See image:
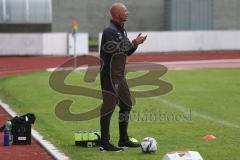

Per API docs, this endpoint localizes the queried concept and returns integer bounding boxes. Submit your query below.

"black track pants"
[100,75,132,144]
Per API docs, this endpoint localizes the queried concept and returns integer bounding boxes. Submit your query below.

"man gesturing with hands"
[99,2,147,152]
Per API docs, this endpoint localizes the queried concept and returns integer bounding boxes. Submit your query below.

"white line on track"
[0,100,70,160]
[46,58,240,72]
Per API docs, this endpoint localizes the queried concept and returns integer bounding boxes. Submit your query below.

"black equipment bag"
[12,123,31,145]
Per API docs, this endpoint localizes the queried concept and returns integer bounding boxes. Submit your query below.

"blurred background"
[0,0,240,53]
[0,0,240,55]
[1,0,240,35]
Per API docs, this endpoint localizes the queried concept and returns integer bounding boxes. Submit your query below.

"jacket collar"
[110,20,125,32]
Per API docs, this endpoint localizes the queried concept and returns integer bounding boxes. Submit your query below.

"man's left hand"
[132,33,147,48]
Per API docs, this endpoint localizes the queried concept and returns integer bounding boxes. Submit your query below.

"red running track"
[1,52,240,76]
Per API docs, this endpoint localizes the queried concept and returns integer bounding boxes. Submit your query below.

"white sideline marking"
[46,59,240,72]
[151,98,240,129]
[0,100,70,160]
[46,67,89,72]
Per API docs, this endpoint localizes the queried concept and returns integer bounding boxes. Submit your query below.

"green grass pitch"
[0,68,239,160]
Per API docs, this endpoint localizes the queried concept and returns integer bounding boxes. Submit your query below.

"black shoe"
[100,142,124,152]
[118,140,141,148]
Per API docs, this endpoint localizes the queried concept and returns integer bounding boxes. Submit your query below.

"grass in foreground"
[0,68,240,160]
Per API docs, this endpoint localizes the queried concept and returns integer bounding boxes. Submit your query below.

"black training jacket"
[100,20,137,78]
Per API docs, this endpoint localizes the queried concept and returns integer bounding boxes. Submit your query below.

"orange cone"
[203,134,216,141]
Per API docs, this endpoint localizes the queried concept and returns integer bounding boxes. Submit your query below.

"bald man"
[99,3,147,152]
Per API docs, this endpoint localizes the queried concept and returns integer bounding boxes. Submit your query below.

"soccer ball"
[140,137,157,153]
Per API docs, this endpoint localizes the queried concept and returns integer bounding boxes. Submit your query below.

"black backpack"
[0,113,36,132]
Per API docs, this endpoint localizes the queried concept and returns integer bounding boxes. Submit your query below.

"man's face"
[119,6,129,22]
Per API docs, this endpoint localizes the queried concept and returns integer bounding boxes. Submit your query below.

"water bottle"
[4,128,10,146]
[5,121,12,145]
[82,131,88,141]
[5,120,13,145]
